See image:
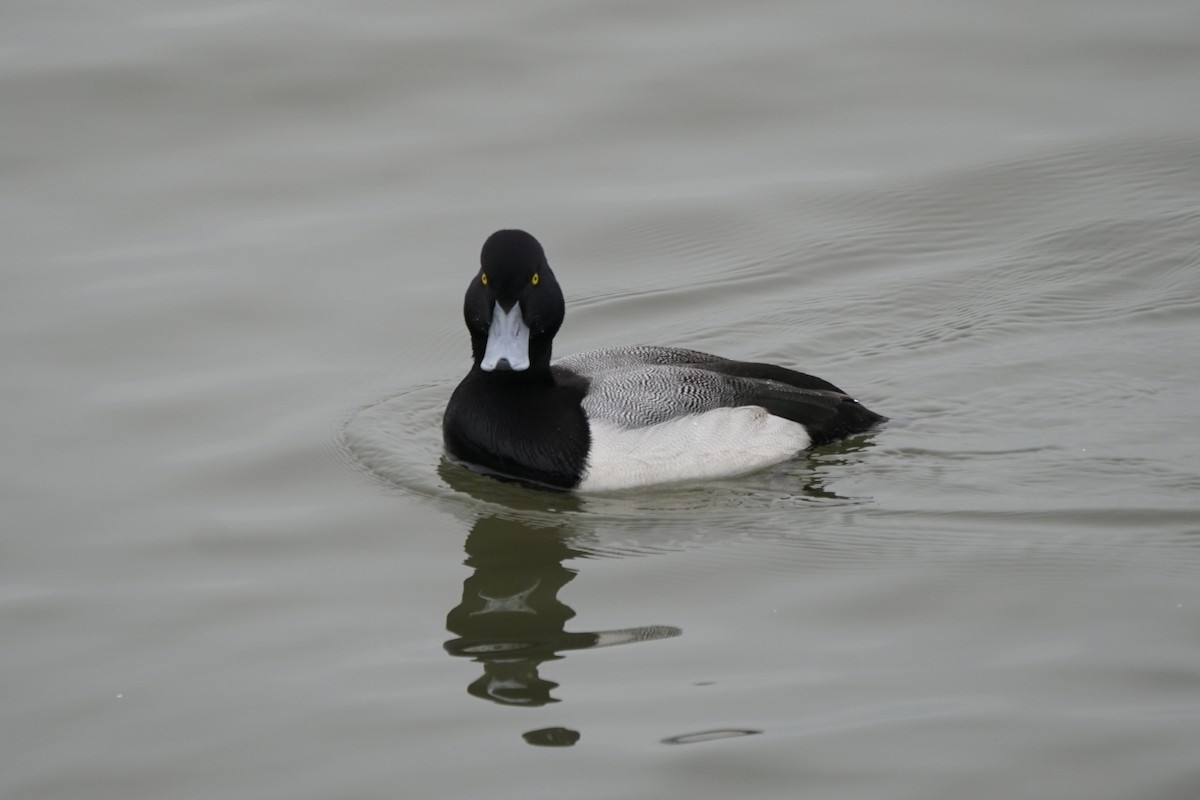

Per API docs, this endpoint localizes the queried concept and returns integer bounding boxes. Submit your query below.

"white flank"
[577,406,812,492]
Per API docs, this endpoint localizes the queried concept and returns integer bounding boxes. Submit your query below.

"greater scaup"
[442,230,885,491]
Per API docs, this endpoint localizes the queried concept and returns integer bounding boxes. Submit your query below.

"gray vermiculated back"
[554,346,824,429]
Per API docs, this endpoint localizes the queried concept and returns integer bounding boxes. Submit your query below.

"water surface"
[5,2,1200,799]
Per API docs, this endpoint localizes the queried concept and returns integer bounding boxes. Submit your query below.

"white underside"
[577,406,812,492]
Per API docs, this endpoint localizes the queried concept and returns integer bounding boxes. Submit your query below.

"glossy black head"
[463,230,564,375]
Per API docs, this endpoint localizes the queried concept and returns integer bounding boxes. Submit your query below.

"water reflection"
[661,728,762,745]
[523,726,582,747]
[441,464,681,707]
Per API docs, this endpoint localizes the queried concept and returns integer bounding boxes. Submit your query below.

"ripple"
[339,379,889,554]
[661,728,762,745]
[340,135,1200,572]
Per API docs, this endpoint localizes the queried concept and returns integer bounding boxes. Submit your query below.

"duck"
[442,229,885,492]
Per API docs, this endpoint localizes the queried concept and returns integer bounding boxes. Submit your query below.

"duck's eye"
[480,273,488,286]
[531,273,540,286]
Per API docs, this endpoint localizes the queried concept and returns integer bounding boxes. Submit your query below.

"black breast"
[442,369,591,491]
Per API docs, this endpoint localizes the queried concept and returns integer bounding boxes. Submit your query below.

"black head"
[463,230,564,375]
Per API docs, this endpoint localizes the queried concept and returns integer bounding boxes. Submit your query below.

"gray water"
[5,2,1200,798]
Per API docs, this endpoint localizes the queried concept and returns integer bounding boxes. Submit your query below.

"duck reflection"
[440,462,681,707]
[786,431,886,500]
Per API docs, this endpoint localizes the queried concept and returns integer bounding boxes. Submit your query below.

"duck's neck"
[471,361,556,386]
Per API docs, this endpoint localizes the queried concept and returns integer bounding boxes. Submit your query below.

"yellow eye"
[531,273,540,286]
[480,273,488,286]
